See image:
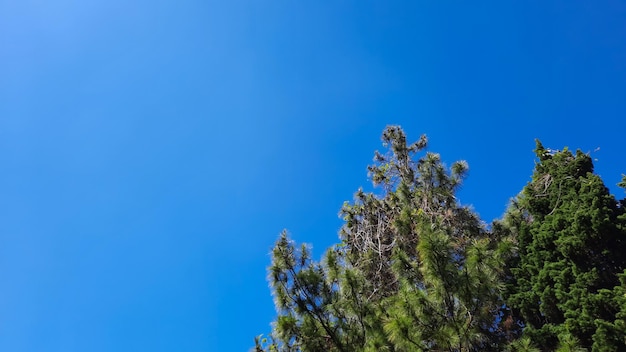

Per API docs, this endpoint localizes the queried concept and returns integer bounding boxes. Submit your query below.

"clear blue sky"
[1,1,624,351]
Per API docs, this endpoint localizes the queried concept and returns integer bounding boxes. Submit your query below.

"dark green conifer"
[503,141,626,351]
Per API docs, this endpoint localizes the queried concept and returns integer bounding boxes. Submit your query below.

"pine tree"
[256,126,511,351]
[339,126,486,300]
[380,222,511,351]
[254,232,378,352]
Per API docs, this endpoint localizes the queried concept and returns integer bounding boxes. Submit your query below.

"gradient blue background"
[1,1,625,351]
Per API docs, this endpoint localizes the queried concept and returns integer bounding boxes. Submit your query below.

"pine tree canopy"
[255,126,626,352]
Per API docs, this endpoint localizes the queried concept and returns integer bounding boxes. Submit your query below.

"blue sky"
[1,1,625,351]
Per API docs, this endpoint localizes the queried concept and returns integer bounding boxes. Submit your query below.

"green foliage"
[258,231,373,352]
[340,126,481,302]
[504,141,626,351]
[382,224,510,351]
[255,127,626,352]
[618,175,626,191]
[508,336,540,352]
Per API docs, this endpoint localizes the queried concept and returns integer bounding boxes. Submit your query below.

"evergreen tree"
[508,336,541,352]
[380,222,511,351]
[503,142,626,351]
[256,126,511,351]
[255,232,372,352]
[255,129,626,351]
